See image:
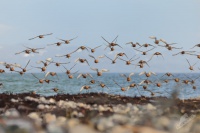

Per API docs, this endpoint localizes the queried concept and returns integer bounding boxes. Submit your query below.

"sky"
[0,0,200,73]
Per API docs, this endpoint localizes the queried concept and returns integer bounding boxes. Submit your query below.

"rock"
[146,103,156,110]
[47,123,64,133]
[11,98,19,103]
[28,112,42,123]
[67,119,80,128]
[37,104,45,110]
[57,116,67,123]
[49,98,56,104]
[4,108,20,117]
[95,118,114,131]
[68,124,99,133]
[43,113,56,124]
[111,114,129,125]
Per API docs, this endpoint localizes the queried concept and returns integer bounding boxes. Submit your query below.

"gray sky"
[0,0,200,73]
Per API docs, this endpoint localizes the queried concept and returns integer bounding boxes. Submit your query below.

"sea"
[0,73,200,99]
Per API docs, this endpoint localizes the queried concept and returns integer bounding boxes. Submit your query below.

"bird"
[31,66,47,72]
[75,58,90,66]
[113,80,127,91]
[159,39,177,47]
[161,72,174,78]
[87,45,102,53]
[114,52,128,60]
[149,36,160,44]
[172,51,195,56]
[102,36,123,50]
[135,60,150,68]
[73,46,89,52]
[57,36,78,44]
[77,73,93,79]
[166,46,183,51]
[80,85,92,92]
[104,54,118,64]
[191,44,200,49]
[140,43,156,48]
[139,71,156,78]
[145,90,162,97]
[118,56,140,65]
[67,70,79,79]
[120,73,135,82]
[45,72,59,80]
[23,46,45,53]
[62,64,77,75]
[148,52,164,61]
[139,79,153,85]
[55,51,76,59]
[0,69,5,73]
[126,42,141,48]
[134,48,155,55]
[29,33,53,40]
[36,58,53,67]
[15,49,31,55]
[47,42,63,46]
[31,73,55,84]
[184,74,200,84]
[51,61,70,67]
[88,55,104,63]
[186,59,198,71]
[18,60,31,73]
[97,81,110,90]
[1,63,21,71]
[90,68,109,76]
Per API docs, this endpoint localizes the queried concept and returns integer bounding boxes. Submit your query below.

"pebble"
[37,104,45,110]
[4,108,20,117]
[146,103,156,110]
[28,112,42,123]
[43,113,56,124]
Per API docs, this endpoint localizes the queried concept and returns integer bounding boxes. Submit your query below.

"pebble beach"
[0,93,200,133]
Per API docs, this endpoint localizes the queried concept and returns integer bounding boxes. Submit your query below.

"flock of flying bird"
[1,33,200,97]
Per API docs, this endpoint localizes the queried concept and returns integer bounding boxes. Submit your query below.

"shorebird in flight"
[77,73,92,79]
[149,36,160,44]
[139,71,156,78]
[87,45,102,53]
[89,55,104,63]
[126,42,141,48]
[57,36,78,44]
[36,58,52,67]
[113,80,127,91]
[29,33,53,40]
[120,72,135,82]
[104,54,118,64]
[118,56,139,65]
[191,44,200,49]
[23,46,45,53]
[75,58,90,66]
[134,47,155,55]
[102,35,123,50]
[90,68,109,76]
[47,42,63,46]
[62,64,77,75]
[172,50,195,56]
[186,59,198,71]
[56,51,76,59]
[80,85,92,92]
[148,52,164,61]
[15,49,31,55]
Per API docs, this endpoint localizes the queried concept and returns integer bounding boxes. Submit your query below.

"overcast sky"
[0,0,200,73]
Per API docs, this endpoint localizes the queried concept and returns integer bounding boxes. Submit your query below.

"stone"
[43,113,56,124]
